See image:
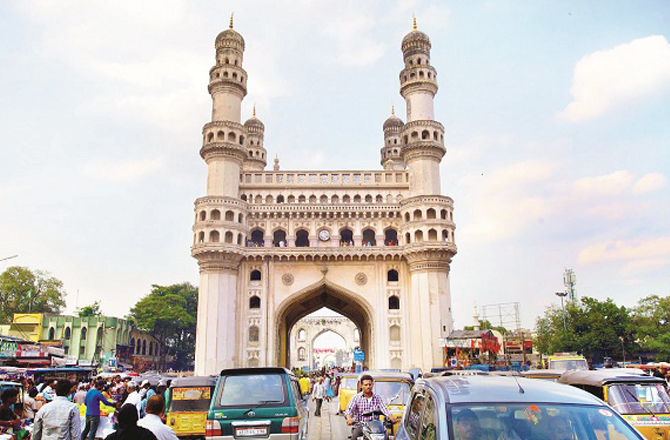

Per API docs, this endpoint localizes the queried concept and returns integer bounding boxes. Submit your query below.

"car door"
[291,378,308,440]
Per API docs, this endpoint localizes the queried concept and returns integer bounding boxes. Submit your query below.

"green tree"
[77,301,102,317]
[631,295,670,361]
[534,297,636,363]
[129,282,197,370]
[0,266,67,324]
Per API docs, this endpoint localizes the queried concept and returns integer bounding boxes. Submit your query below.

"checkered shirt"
[345,392,393,424]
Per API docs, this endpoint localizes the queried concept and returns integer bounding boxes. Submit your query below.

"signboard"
[16,345,47,358]
[353,349,365,362]
[0,341,18,358]
[172,387,211,401]
[450,357,458,368]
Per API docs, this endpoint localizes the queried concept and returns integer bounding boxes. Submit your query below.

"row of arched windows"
[403,128,443,145]
[404,208,453,222]
[211,69,245,83]
[129,337,158,356]
[403,68,434,82]
[241,193,402,205]
[198,209,244,223]
[246,227,400,247]
[405,228,453,243]
[205,130,246,145]
[197,230,245,245]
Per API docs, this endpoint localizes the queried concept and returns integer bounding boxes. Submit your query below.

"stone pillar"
[194,254,242,375]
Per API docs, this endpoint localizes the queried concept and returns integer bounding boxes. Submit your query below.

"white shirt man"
[123,384,142,410]
[138,395,179,440]
[32,381,81,440]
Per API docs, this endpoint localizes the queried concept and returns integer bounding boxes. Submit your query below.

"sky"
[1,0,669,330]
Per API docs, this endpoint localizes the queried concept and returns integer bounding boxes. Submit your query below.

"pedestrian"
[312,377,325,417]
[81,380,116,440]
[122,383,141,411]
[103,404,157,440]
[298,374,311,400]
[33,379,81,440]
[137,396,179,440]
[40,380,57,402]
[0,388,21,433]
[23,388,38,421]
[73,385,87,404]
[323,374,333,402]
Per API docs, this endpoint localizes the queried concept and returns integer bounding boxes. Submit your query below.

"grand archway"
[275,279,374,368]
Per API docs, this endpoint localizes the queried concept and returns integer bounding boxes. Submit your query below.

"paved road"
[307,397,349,440]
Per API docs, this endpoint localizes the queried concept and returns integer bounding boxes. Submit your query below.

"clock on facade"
[318,229,330,241]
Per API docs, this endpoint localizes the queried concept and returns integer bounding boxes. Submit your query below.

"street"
[307,396,350,440]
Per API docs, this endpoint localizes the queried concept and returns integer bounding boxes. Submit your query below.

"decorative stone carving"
[282,273,294,286]
[355,273,367,285]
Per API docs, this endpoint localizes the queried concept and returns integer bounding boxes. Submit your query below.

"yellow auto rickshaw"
[338,373,360,414]
[166,375,217,439]
[559,369,670,440]
[369,371,414,437]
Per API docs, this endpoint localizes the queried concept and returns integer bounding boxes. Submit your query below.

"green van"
[206,367,308,440]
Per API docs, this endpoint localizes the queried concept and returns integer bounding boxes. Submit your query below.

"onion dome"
[401,17,431,54]
[216,14,245,51]
[383,106,404,131]
[244,105,265,132]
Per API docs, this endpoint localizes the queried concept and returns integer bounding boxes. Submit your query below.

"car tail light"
[281,416,300,433]
[206,420,222,436]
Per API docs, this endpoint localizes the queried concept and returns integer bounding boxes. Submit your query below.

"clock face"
[318,230,330,241]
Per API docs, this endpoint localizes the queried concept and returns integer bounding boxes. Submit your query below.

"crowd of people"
[0,375,178,440]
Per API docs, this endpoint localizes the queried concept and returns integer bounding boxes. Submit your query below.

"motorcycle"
[350,410,395,440]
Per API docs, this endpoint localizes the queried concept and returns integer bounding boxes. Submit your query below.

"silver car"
[396,375,645,440]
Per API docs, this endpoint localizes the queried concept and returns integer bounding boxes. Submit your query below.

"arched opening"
[298,195,306,203]
[365,194,372,203]
[149,342,153,356]
[320,195,328,203]
[250,269,261,281]
[266,195,273,204]
[211,209,221,220]
[199,211,206,221]
[389,296,400,310]
[295,230,310,247]
[387,269,399,282]
[442,229,449,242]
[415,230,424,242]
[249,296,261,309]
[331,195,340,204]
[309,195,317,204]
[404,212,410,222]
[298,347,306,361]
[405,232,411,244]
[64,327,71,340]
[209,230,220,243]
[273,229,287,246]
[362,228,376,246]
[441,209,448,220]
[384,228,398,246]
[198,231,204,243]
[276,279,373,368]
[250,229,264,246]
[81,327,87,341]
[413,209,422,221]
[48,327,55,340]
[130,337,135,354]
[340,228,353,245]
[96,326,102,344]
[225,210,235,221]
[287,195,295,203]
[428,228,438,241]
[237,234,243,245]
[427,208,436,219]
[142,340,147,355]
[353,195,361,203]
[224,231,233,243]
[277,195,285,203]
[312,329,348,369]
[298,329,306,341]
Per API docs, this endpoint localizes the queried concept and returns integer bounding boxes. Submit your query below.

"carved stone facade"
[192,18,457,375]
[289,316,359,369]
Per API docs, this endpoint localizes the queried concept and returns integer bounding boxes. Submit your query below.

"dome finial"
[229,12,234,29]
[412,14,417,31]
[252,103,256,117]
[391,105,395,115]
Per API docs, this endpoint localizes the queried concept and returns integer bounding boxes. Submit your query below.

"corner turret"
[243,105,267,170]
[381,106,405,170]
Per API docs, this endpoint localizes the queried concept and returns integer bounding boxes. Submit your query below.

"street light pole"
[555,292,568,333]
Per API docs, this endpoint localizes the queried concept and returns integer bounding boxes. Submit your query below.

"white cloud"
[633,172,666,194]
[578,236,670,273]
[573,170,634,197]
[558,35,670,121]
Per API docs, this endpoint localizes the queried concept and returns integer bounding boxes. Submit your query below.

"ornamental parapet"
[202,120,245,133]
[400,195,453,209]
[404,244,457,271]
[242,246,405,262]
[239,170,409,189]
[195,196,248,209]
[401,142,446,162]
[400,78,438,97]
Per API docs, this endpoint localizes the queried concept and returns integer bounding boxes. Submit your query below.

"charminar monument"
[192,16,457,375]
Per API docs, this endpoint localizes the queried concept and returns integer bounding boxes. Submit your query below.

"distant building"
[0,313,160,370]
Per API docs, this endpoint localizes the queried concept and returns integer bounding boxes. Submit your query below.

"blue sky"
[1,0,669,329]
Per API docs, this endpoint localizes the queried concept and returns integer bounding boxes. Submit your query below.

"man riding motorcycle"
[345,374,399,440]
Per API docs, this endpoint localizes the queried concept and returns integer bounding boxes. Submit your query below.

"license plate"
[236,427,268,437]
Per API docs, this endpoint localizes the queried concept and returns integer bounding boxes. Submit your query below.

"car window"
[375,381,412,405]
[420,395,436,440]
[405,394,425,440]
[449,404,642,440]
[342,378,358,389]
[290,380,302,405]
[217,374,287,407]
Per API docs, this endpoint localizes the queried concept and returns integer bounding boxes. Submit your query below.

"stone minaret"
[242,105,267,171]
[398,18,455,369]
[193,15,249,375]
[381,106,405,170]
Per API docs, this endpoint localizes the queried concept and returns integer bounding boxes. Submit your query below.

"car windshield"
[374,381,411,405]
[608,383,670,414]
[448,404,641,440]
[169,387,212,412]
[549,359,589,371]
[217,374,286,407]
